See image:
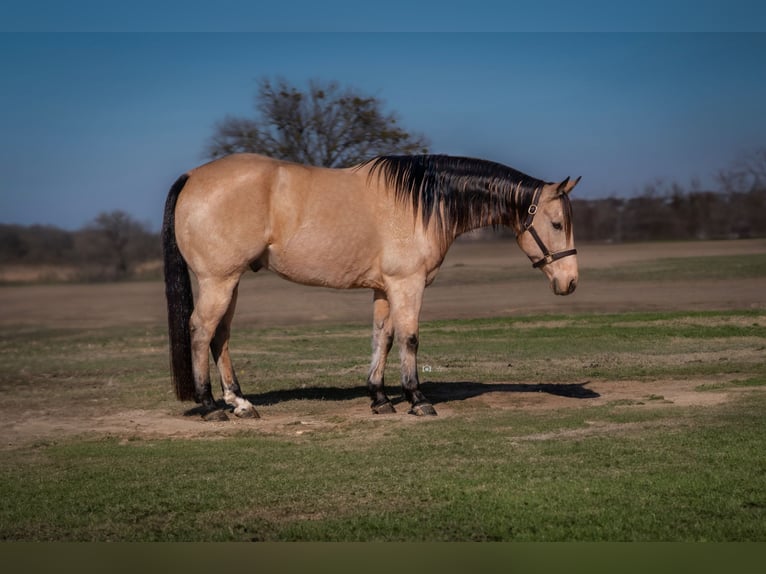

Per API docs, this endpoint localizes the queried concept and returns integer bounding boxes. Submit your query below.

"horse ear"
[557,176,581,195]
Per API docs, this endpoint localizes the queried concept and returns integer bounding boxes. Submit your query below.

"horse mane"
[362,154,549,239]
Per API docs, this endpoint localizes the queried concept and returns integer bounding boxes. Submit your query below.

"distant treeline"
[0,211,159,282]
[573,186,766,242]
[1,185,765,282]
[572,149,766,242]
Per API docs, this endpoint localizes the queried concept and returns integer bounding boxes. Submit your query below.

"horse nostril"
[568,279,577,294]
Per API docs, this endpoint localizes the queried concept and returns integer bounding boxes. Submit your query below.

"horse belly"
[266,223,382,289]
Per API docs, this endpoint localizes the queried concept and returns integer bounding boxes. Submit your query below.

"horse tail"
[162,173,196,401]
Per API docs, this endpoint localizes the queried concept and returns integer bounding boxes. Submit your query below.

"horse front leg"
[367,290,396,414]
[389,280,437,416]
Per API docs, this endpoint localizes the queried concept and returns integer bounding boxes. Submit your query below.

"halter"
[522,187,578,269]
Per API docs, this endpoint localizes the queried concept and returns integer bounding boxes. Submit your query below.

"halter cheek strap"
[523,188,577,269]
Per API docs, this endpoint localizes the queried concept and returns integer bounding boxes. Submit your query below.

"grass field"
[0,240,765,541]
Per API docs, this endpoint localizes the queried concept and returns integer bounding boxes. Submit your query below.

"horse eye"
[552,222,563,231]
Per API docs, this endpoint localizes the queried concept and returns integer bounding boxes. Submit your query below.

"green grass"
[0,309,765,541]
[1,394,765,541]
[0,325,170,412]
[585,253,766,281]
[695,377,766,392]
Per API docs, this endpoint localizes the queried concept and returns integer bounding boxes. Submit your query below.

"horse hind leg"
[189,276,241,421]
[211,283,259,419]
[367,290,396,414]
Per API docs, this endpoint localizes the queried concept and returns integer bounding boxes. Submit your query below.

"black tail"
[162,174,196,401]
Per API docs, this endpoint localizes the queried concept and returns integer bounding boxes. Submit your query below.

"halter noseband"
[522,187,578,269]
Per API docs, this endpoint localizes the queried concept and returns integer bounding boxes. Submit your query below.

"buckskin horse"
[162,153,580,420]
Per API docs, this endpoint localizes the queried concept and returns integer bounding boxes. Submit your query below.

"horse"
[162,153,580,420]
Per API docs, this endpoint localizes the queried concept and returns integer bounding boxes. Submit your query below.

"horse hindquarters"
[163,173,259,420]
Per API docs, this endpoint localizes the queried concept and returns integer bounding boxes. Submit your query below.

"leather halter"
[522,187,578,269]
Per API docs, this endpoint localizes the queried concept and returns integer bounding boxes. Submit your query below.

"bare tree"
[717,148,766,193]
[206,78,429,167]
[81,211,157,279]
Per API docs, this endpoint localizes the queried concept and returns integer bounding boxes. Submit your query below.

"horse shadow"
[222,380,596,409]
[418,380,599,404]
[420,381,601,404]
[184,381,598,416]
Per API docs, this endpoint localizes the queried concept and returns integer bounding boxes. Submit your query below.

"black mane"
[363,154,547,239]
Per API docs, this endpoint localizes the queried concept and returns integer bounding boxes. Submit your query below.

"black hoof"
[409,402,437,416]
[371,400,396,415]
[202,409,230,422]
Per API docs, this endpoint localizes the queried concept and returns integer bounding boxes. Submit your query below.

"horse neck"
[446,194,522,239]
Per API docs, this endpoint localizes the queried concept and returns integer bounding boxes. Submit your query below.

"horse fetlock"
[195,390,215,407]
[402,384,424,402]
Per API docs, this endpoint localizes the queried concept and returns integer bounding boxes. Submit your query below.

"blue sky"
[2,4,765,230]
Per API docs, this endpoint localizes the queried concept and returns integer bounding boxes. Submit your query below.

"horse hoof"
[371,400,396,415]
[202,409,229,422]
[234,406,260,419]
[409,402,437,416]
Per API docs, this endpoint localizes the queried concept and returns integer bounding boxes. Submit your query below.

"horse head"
[516,177,580,296]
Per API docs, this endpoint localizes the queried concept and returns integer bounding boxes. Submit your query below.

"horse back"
[175,154,437,288]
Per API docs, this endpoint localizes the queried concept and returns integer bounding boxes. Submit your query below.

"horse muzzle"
[553,275,578,296]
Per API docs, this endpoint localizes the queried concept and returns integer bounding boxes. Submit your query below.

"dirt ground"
[1,239,764,447]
